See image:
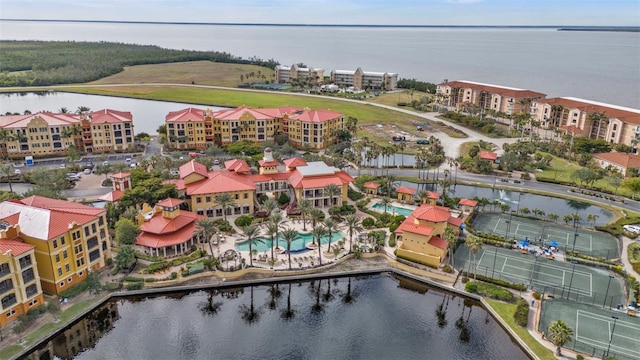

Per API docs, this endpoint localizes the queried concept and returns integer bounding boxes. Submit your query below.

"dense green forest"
[396,78,437,94]
[0,41,279,87]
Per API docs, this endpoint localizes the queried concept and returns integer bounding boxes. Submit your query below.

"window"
[77,258,85,267]
[58,268,63,276]
[74,244,83,254]
[22,268,35,283]
[87,236,98,249]
[5,309,15,318]
[25,284,38,298]
[52,239,58,248]
[18,256,32,269]
[1,293,17,309]
[0,263,10,277]
[63,250,68,259]
[196,197,202,204]
[84,227,90,237]
[235,194,239,200]
[0,279,13,295]
[91,223,97,233]
[67,277,72,283]
[55,254,60,262]
[61,236,66,245]
[243,193,248,199]
[206,196,211,202]
[65,264,70,272]
[89,249,100,262]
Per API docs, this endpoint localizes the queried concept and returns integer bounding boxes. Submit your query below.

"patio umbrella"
[519,240,529,247]
[549,241,559,247]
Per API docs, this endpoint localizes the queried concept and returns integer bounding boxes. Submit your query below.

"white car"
[14,169,21,175]
[623,225,640,234]
[84,168,91,174]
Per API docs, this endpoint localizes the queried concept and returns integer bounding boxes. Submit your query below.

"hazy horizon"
[0,0,639,27]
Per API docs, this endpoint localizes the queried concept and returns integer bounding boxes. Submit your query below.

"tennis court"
[540,299,640,360]
[455,246,624,305]
[472,213,619,259]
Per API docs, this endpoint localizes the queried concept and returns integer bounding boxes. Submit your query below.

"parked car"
[14,169,21,175]
[125,157,132,164]
[102,161,109,166]
[59,163,66,168]
[623,225,640,234]
[84,168,91,174]
[170,170,180,177]
[417,139,430,145]
[392,136,406,142]
[213,159,220,166]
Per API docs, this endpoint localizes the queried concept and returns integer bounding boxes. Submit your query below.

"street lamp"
[603,275,615,308]
[605,316,619,359]
[516,192,523,213]
[509,210,515,240]
[566,260,578,299]
[491,247,499,279]
[571,220,580,254]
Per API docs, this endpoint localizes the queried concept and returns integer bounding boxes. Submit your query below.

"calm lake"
[22,274,530,360]
[1,20,638,108]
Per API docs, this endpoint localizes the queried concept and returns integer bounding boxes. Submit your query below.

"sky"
[0,0,639,26]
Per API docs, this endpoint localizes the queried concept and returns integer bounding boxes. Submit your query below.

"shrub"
[234,215,253,227]
[124,276,145,282]
[465,282,478,293]
[277,193,290,206]
[443,264,453,273]
[362,217,375,227]
[125,282,144,291]
[513,297,529,327]
[388,237,397,247]
[532,292,541,300]
[171,272,178,279]
[348,189,364,201]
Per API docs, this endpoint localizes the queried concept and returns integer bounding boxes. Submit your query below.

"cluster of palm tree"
[464,234,483,278]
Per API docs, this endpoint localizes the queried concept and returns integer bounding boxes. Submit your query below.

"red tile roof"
[0,239,34,256]
[440,81,546,99]
[287,169,353,189]
[459,199,478,207]
[560,125,583,135]
[258,159,279,167]
[91,109,133,124]
[139,210,202,235]
[110,172,131,180]
[290,109,343,123]
[540,97,640,125]
[593,152,640,169]
[283,158,307,168]
[364,182,381,189]
[478,151,498,161]
[413,204,453,223]
[211,106,276,121]
[185,171,256,196]
[425,191,440,199]
[394,219,434,237]
[0,196,105,240]
[156,198,184,208]
[248,172,292,183]
[428,236,448,250]
[179,160,209,179]
[396,186,416,195]
[99,190,124,202]
[136,212,204,249]
[165,108,206,122]
[447,217,464,227]
[0,112,80,129]
[224,159,251,173]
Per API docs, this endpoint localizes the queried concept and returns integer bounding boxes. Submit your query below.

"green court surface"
[454,246,625,306]
[539,299,640,360]
[471,213,619,259]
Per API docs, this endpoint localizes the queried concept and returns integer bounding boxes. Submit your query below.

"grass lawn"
[366,90,431,107]
[629,242,640,274]
[88,61,273,88]
[485,298,556,360]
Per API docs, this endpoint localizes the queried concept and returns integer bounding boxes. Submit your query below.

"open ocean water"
[0,20,639,108]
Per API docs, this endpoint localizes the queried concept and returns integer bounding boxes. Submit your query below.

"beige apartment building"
[274,64,325,85]
[165,106,344,150]
[330,67,398,90]
[436,80,546,115]
[0,109,135,159]
[533,97,640,150]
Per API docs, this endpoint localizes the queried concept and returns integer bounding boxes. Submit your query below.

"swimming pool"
[372,203,415,217]
[235,231,343,253]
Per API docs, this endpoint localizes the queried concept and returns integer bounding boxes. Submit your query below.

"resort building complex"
[436,80,546,115]
[0,196,112,296]
[437,80,640,151]
[274,64,325,85]
[330,67,398,91]
[0,110,135,159]
[168,150,353,219]
[165,106,345,151]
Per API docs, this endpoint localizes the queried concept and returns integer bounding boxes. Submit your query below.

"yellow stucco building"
[0,196,111,295]
[394,204,463,268]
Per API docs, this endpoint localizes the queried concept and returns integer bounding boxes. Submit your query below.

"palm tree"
[241,225,261,267]
[547,320,573,356]
[323,218,339,256]
[269,211,285,251]
[343,214,363,253]
[548,213,559,223]
[215,193,236,223]
[397,141,406,167]
[384,174,398,198]
[444,225,457,269]
[297,198,313,231]
[311,225,328,266]
[309,208,325,246]
[262,197,278,213]
[380,196,392,214]
[195,218,218,259]
[0,164,14,193]
[265,222,279,265]
[465,234,482,279]
[324,183,341,207]
[281,227,298,270]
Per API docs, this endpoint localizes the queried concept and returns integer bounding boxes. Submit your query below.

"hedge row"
[514,298,529,327]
